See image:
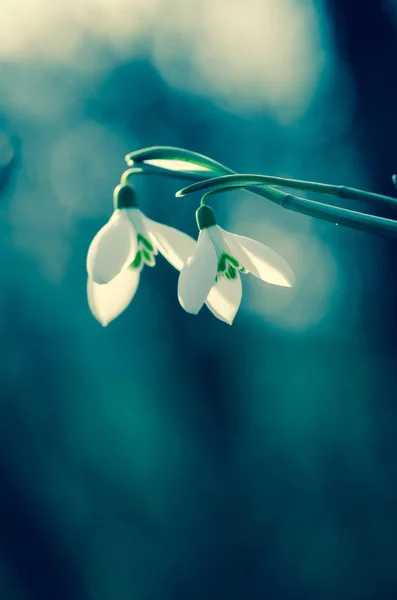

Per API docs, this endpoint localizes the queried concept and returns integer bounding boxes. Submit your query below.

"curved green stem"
[120,167,145,185]
[124,147,276,211]
[201,185,397,238]
[123,146,397,238]
[179,174,397,208]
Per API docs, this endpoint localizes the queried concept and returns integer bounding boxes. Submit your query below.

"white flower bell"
[87,184,196,326]
[178,205,294,325]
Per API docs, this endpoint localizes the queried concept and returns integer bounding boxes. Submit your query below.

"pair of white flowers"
[86,184,294,326]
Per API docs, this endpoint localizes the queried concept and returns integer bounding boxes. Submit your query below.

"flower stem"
[123,146,397,238]
[178,174,397,208]
[201,184,397,238]
[178,174,397,238]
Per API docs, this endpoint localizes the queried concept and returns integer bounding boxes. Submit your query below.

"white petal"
[145,217,196,271]
[222,229,294,287]
[86,210,137,284]
[87,268,140,327]
[177,228,218,314]
[205,272,242,325]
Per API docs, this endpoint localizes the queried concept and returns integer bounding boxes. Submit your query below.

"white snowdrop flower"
[87,184,196,326]
[178,205,294,325]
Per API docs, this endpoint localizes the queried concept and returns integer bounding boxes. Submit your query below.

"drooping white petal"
[144,217,196,271]
[206,272,242,325]
[87,210,137,284]
[177,228,218,314]
[87,267,140,327]
[221,229,294,287]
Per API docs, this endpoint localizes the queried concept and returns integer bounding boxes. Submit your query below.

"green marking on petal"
[218,254,227,272]
[142,249,156,267]
[131,251,142,269]
[137,233,154,252]
[216,252,245,281]
[228,256,240,268]
[130,233,157,269]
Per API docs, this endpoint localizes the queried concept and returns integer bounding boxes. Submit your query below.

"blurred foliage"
[0,0,397,599]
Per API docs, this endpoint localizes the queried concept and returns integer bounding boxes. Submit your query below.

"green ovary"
[130,234,156,270]
[216,253,245,281]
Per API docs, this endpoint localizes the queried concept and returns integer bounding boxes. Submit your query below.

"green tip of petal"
[113,184,139,210]
[196,205,217,230]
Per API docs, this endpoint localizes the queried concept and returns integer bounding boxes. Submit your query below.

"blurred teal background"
[1,1,397,599]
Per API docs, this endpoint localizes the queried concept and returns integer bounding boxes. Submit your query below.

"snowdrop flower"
[178,205,294,325]
[87,184,196,326]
